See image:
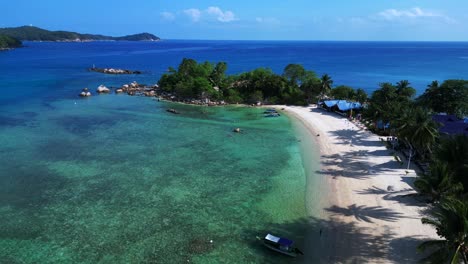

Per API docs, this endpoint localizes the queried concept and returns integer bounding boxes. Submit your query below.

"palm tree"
[319,74,333,99]
[414,161,462,202]
[436,135,468,192]
[396,80,416,98]
[419,197,468,263]
[427,80,439,91]
[417,80,440,109]
[395,106,439,159]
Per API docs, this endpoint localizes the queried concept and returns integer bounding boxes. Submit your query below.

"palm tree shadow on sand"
[317,150,397,180]
[243,216,431,263]
[324,204,414,223]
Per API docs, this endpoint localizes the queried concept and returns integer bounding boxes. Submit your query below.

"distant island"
[0,34,22,50]
[0,26,160,42]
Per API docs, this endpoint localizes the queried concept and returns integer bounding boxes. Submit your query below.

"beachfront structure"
[432,114,468,136]
[319,100,362,113]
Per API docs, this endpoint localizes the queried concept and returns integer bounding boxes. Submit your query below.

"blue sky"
[1,0,467,40]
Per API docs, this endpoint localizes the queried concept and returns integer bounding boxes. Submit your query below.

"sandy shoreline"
[280,105,438,263]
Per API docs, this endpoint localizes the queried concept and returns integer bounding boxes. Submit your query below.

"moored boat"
[259,233,304,257]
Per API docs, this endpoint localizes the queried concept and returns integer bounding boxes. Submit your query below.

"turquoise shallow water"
[0,94,318,263]
[2,39,467,263]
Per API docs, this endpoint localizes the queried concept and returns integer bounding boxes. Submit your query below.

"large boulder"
[97,85,110,93]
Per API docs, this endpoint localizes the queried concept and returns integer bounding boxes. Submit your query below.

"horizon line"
[159,38,468,42]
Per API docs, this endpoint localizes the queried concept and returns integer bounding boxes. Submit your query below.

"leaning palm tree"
[419,197,468,263]
[319,74,333,100]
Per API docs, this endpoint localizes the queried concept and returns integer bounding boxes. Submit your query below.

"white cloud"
[378,7,434,20]
[160,11,175,21]
[206,6,236,22]
[377,7,454,23]
[184,8,201,22]
[182,7,236,23]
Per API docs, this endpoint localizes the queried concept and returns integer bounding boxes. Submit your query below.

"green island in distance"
[0,34,22,49]
[0,25,159,45]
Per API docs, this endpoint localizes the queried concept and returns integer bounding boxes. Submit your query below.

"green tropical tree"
[364,82,412,132]
[396,80,416,98]
[320,74,333,99]
[282,64,307,87]
[330,85,355,100]
[419,197,468,263]
[299,71,321,104]
[354,88,368,103]
[417,80,468,116]
[428,80,440,90]
[209,62,227,88]
[395,106,439,159]
[414,162,462,202]
[435,135,468,192]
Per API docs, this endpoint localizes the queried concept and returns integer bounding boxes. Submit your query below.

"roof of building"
[432,114,468,136]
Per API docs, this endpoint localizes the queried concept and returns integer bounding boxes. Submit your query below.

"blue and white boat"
[260,233,304,257]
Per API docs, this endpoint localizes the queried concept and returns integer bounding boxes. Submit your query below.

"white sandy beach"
[282,105,438,263]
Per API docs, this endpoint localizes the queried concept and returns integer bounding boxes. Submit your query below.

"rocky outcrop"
[89,67,141,75]
[77,81,229,107]
[79,88,91,97]
[97,85,110,93]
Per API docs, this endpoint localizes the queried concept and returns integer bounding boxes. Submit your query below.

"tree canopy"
[417,80,468,117]
[158,59,319,105]
[0,34,21,49]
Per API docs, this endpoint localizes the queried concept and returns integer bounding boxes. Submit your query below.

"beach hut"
[319,100,340,110]
[336,101,362,112]
[320,100,362,117]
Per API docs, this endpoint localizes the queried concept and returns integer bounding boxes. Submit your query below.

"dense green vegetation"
[158,58,350,105]
[0,34,22,49]
[0,26,159,41]
[417,80,468,117]
[158,58,468,263]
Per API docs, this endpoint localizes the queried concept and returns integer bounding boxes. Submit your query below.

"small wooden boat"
[259,233,304,257]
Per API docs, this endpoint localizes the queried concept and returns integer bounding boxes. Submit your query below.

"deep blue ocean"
[1,40,468,105]
[0,40,467,263]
